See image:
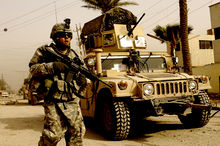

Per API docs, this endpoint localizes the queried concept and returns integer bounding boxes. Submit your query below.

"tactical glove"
[76,73,87,86]
[53,62,69,73]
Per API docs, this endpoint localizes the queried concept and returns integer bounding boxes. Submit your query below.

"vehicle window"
[102,58,127,72]
[140,57,166,70]
[101,56,166,72]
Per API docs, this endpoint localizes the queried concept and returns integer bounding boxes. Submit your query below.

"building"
[176,34,215,67]
[168,2,220,94]
[192,2,220,94]
[209,2,220,63]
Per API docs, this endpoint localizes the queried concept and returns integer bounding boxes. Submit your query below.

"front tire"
[178,92,211,128]
[95,91,130,140]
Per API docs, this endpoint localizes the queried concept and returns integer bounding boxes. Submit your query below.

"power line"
[143,5,179,29]
[0,1,55,26]
[136,0,164,16]
[141,0,178,26]
[143,0,212,31]
[169,0,213,24]
[188,1,213,14]
[1,0,80,33]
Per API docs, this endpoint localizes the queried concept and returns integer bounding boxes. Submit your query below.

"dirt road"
[0,96,220,146]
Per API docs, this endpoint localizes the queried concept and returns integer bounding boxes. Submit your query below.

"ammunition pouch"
[52,80,71,101]
[29,77,53,101]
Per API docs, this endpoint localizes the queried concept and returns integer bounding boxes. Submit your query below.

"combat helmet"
[50,18,72,40]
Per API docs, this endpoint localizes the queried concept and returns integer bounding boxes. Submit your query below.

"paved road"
[0,97,220,146]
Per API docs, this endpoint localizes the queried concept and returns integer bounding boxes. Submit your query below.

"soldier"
[29,19,86,146]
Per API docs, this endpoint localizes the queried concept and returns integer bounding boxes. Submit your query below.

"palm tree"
[153,24,193,59]
[179,0,192,74]
[81,0,138,14]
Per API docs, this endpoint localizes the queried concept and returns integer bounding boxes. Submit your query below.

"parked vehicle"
[79,8,216,140]
[2,92,9,97]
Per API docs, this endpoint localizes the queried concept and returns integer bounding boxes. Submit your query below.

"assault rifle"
[45,47,112,88]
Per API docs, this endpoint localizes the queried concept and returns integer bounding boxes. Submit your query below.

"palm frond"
[81,0,99,7]
[81,0,138,13]
[117,2,138,6]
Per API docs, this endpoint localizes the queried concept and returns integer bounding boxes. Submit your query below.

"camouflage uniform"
[29,44,86,146]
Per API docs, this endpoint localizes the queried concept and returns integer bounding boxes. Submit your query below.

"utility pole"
[0,73,2,90]
[1,73,5,90]
[179,0,192,74]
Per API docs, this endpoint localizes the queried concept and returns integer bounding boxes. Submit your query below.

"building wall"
[210,2,220,63]
[175,34,215,67]
[192,63,220,93]
[213,37,220,63]
[209,2,220,29]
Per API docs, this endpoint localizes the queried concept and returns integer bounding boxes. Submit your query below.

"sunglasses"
[57,32,72,38]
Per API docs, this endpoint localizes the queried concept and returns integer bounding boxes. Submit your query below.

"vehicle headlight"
[143,84,154,95]
[87,58,95,67]
[188,80,197,91]
[119,35,133,48]
[135,36,146,47]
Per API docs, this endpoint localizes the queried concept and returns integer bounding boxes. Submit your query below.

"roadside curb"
[0,98,28,105]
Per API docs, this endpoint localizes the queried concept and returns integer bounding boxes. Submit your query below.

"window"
[199,40,213,49]
[214,27,220,40]
[101,56,166,72]
[103,33,115,46]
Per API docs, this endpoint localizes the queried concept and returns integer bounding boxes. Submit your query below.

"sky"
[0,0,219,91]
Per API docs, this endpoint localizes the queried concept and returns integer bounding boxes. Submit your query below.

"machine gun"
[45,47,112,88]
[128,13,145,36]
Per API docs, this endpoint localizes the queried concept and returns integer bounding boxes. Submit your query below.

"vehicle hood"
[129,72,193,82]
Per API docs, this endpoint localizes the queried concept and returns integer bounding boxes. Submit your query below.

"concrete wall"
[189,34,215,66]
[213,38,220,63]
[209,2,220,29]
[175,34,215,67]
[210,2,220,63]
[192,63,220,93]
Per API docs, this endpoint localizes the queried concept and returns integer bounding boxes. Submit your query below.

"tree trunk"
[179,0,192,74]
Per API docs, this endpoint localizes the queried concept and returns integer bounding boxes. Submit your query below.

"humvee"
[80,8,213,140]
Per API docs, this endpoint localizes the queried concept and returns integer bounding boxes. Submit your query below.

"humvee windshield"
[101,56,166,72]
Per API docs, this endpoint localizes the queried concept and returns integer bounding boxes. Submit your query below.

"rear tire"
[178,92,211,128]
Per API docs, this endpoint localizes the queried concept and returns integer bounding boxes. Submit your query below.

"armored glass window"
[134,36,147,48]
[140,57,166,71]
[101,56,127,72]
[119,35,133,48]
[103,33,115,46]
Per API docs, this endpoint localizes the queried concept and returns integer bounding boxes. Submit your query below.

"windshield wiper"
[144,52,152,64]
[102,53,111,64]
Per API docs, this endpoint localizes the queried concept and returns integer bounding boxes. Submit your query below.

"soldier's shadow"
[0,116,44,132]
[140,118,184,134]
[84,117,185,141]
[0,103,44,132]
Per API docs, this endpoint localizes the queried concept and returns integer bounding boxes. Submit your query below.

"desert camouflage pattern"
[29,43,86,145]
[29,44,87,101]
[38,99,85,146]
[50,23,73,39]
[81,7,137,38]
[103,7,137,31]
